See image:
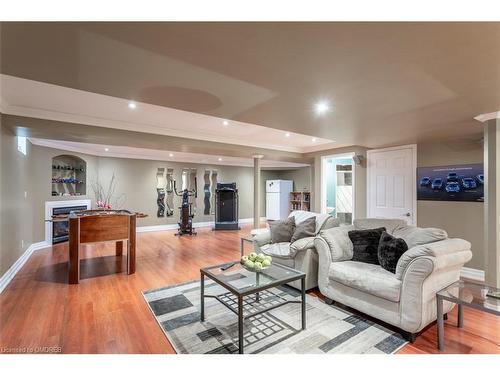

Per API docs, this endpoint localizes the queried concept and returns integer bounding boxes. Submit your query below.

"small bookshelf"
[290,191,311,212]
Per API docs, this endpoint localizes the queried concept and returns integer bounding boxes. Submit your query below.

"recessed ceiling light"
[314,100,330,115]
[223,120,229,126]
[285,132,290,137]
[218,157,222,161]
[104,148,109,152]
[312,138,317,142]
[169,153,174,157]
[128,102,137,109]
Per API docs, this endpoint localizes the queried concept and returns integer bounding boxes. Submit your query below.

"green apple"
[265,255,273,263]
[244,260,255,269]
[249,252,258,261]
[262,259,271,267]
[256,253,266,263]
[254,262,263,270]
[240,255,249,263]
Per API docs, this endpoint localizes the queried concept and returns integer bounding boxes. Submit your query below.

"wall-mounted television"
[417,163,483,202]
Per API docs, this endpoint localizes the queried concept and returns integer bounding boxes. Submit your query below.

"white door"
[367,145,417,224]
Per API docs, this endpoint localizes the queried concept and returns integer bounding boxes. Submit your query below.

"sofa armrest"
[313,236,333,292]
[398,245,472,333]
[395,238,471,279]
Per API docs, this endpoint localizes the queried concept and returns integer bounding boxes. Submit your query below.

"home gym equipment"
[173,177,197,236]
[214,182,240,230]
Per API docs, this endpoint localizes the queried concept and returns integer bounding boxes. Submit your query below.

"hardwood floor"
[1,225,499,354]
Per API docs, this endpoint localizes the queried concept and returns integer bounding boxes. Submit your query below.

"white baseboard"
[0,241,50,294]
[461,267,485,282]
[136,217,267,233]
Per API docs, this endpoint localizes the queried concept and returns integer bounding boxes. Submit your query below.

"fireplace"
[52,205,87,244]
[45,199,91,245]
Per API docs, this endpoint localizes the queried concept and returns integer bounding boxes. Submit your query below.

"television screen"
[417,164,484,202]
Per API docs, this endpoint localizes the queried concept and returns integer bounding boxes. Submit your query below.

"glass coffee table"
[436,280,500,351]
[200,261,306,354]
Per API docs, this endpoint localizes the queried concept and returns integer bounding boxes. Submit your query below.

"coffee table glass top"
[437,280,500,314]
[201,262,304,295]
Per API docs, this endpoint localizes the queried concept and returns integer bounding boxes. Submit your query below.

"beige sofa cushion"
[319,226,354,261]
[353,218,407,234]
[329,261,402,302]
[393,226,448,249]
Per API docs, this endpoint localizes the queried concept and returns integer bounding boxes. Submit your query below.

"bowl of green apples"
[240,252,272,272]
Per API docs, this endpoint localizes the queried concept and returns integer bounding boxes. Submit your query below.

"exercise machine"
[214,182,240,230]
[173,178,197,236]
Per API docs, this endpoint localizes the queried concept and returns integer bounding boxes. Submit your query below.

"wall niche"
[51,155,87,197]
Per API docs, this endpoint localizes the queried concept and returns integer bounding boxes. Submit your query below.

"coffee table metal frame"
[240,235,254,256]
[436,280,500,351]
[200,261,306,354]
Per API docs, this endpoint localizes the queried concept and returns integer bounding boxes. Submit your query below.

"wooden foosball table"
[67,210,137,284]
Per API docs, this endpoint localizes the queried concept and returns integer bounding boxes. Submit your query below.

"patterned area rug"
[142,272,408,354]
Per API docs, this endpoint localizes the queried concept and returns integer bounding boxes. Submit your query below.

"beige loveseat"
[314,218,472,341]
[252,211,340,290]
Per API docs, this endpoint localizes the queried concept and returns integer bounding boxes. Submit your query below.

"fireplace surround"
[44,200,91,244]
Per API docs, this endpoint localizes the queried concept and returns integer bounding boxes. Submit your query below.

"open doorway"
[321,154,355,225]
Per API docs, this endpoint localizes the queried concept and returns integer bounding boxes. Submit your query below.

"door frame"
[320,152,356,219]
[366,144,417,225]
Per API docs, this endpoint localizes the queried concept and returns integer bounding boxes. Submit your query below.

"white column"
[484,119,500,288]
[253,155,264,229]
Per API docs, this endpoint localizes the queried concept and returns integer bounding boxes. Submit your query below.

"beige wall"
[0,125,100,276]
[274,167,312,193]
[1,122,36,276]
[417,139,484,270]
[96,156,284,227]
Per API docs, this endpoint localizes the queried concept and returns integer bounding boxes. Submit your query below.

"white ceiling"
[1,74,337,154]
[28,138,310,168]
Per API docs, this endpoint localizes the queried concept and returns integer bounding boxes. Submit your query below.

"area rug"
[142,272,408,354]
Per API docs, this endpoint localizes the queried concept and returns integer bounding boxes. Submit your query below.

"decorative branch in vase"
[90,173,126,210]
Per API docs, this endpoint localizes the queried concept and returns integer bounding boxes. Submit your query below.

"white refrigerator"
[266,180,293,220]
